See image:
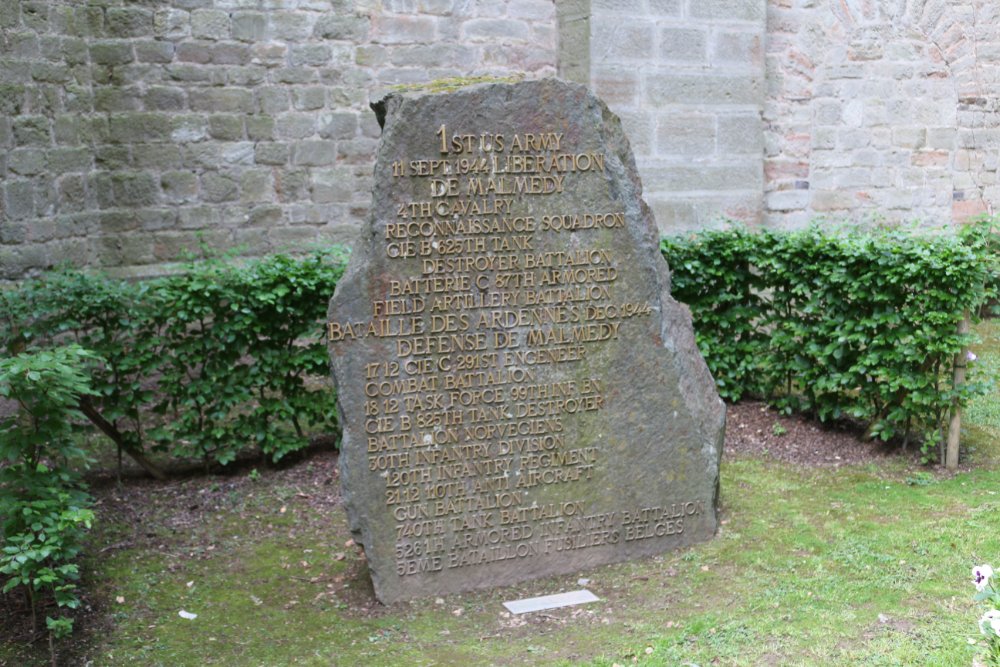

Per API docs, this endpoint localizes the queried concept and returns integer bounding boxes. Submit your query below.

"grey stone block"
[56,175,88,212]
[90,40,134,66]
[660,27,707,62]
[246,116,275,141]
[209,42,252,65]
[0,85,25,116]
[181,142,224,168]
[387,43,477,68]
[221,142,255,166]
[92,233,154,267]
[0,220,28,244]
[0,2,20,30]
[373,15,437,44]
[647,73,763,106]
[247,205,282,226]
[592,22,654,60]
[13,116,50,147]
[239,169,273,202]
[4,180,36,220]
[144,86,187,111]
[176,41,212,64]
[201,172,239,203]
[165,64,211,83]
[191,9,230,40]
[293,86,327,111]
[135,40,175,63]
[355,45,388,67]
[131,144,182,170]
[47,147,91,173]
[690,0,765,22]
[712,30,762,66]
[254,142,289,165]
[177,205,219,229]
[189,88,255,113]
[256,87,290,114]
[268,12,313,41]
[276,114,316,139]
[293,140,337,166]
[311,167,355,203]
[290,44,332,67]
[94,86,143,112]
[7,32,39,58]
[314,14,370,41]
[153,9,190,40]
[108,113,173,143]
[106,7,154,38]
[656,113,717,155]
[274,168,309,201]
[270,67,317,85]
[766,189,810,212]
[335,137,378,164]
[7,148,46,176]
[227,66,267,87]
[20,2,48,32]
[161,170,199,204]
[208,115,245,141]
[718,113,763,154]
[231,12,267,42]
[92,171,161,208]
[318,112,358,139]
[644,161,762,192]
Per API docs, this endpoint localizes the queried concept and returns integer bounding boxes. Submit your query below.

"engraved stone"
[328,78,725,604]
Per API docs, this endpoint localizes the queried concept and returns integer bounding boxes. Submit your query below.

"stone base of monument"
[328,78,725,604]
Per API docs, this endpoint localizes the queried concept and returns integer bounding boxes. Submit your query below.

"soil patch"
[724,401,919,468]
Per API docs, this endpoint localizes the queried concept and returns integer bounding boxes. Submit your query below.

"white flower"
[967,351,978,362]
[974,564,994,591]
[980,610,1000,636]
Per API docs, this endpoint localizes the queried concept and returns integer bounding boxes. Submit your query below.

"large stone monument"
[328,78,725,604]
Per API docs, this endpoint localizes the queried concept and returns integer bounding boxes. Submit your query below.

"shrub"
[0,345,97,646]
[1,269,166,478]
[662,222,995,458]
[0,249,347,472]
[151,250,346,466]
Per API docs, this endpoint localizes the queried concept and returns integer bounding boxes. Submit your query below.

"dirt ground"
[0,400,922,660]
[723,400,920,468]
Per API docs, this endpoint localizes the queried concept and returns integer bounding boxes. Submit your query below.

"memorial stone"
[327,78,725,604]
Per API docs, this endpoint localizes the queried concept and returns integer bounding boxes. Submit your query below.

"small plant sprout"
[771,422,788,437]
[973,563,1000,665]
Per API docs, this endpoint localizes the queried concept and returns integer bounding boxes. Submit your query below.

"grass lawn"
[4,321,1000,666]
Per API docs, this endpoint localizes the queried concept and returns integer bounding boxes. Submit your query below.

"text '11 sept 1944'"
[327,79,725,604]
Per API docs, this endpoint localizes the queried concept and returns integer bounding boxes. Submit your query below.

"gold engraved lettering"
[466,174,564,196]
[334,123,701,578]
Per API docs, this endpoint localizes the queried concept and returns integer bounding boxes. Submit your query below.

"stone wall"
[3,0,1000,279]
[765,0,1000,228]
[589,0,766,233]
[0,0,556,279]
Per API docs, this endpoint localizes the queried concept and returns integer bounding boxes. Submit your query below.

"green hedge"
[0,249,347,474]
[662,222,995,456]
[0,345,97,646]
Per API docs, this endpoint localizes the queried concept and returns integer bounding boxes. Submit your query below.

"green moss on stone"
[390,73,526,94]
